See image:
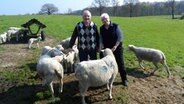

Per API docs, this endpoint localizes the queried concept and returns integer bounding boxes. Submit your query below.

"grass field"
[1,15,183,67]
[0,15,184,103]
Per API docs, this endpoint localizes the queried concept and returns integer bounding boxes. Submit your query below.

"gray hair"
[82,10,91,17]
[100,13,110,21]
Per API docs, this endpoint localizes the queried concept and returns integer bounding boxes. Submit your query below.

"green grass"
[0,14,184,74]
[0,15,184,103]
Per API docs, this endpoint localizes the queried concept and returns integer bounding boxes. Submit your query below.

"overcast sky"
[0,0,167,15]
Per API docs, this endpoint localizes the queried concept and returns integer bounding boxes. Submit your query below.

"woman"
[100,13,128,86]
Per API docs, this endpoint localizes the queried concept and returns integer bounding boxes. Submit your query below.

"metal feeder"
[21,18,46,42]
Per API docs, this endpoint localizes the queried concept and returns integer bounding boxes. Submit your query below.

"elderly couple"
[68,10,128,87]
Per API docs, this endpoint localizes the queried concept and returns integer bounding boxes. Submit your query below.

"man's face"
[83,12,91,23]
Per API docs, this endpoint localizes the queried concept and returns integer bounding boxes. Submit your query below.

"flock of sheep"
[0,27,25,44]
[0,26,43,49]
[35,36,171,104]
[1,27,171,103]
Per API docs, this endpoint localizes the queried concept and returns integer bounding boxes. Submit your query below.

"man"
[69,10,99,62]
[100,13,128,86]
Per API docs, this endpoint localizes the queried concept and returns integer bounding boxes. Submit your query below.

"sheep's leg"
[66,63,70,75]
[106,82,110,90]
[37,43,39,48]
[41,78,47,86]
[138,59,145,69]
[48,82,56,102]
[150,62,158,75]
[54,69,63,93]
[69,64,72,74]
[72,64,75,73]
[79,82,88,104]
[108,76,116,100]
[71,64,74,73]
[16,34,19,41]
[28,42,32,49]
[161,60,171,78]
[7,33,11,41]
[49,82,55,98]
[28,41,30,48]
[48,80,54,94]
[59,76,63,93]
[44,75,55,98]
[109,84,113,100]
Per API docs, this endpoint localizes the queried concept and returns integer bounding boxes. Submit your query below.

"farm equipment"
[21,18,46,43]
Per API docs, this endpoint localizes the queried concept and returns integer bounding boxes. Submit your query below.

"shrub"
[180,13,184,20]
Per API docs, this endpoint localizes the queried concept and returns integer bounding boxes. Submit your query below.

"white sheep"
[41,46,64,57]
[0,32,8,44]
[60,37,71,49]
[60,37,78,49]
[36,48,65,98]
[75,48,118,104]
[41,46,53,55]
[128,44,171,77]
[8,27,21,30]
[28,34,42,49]
[7,27,24,42]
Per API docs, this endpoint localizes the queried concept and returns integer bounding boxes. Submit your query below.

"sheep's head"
[56,44,64,52]
[41,46,52,55]
[50,48,64,57]
[53,54,67,63]
[128,45,136,51]
[101,48,113,57]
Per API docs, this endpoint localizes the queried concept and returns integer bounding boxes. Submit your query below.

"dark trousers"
[114,47,127,81]
[79,49,97,62]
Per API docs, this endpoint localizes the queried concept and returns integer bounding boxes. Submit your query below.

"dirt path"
[0,37,184,104]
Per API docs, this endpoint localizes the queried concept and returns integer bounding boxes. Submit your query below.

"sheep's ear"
[128,45,133,48]
[100,49,104,53]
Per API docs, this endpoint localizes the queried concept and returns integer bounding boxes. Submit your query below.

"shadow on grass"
[0,84,45,104]
[4,37,28,45]
[127,67,150,79]
[2,61,118,104]
[54,81,81,104]
[27,62,37,71]
[0,80,81,104]
[0,61,82,104]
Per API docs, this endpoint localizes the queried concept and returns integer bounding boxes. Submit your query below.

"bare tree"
[68,8,72,14]
[124,0,139,17]
[169,0,175,19]
[111,0,120,16]
[92,0,110,15]
[39,3,59,15]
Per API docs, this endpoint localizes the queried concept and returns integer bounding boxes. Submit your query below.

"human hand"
[67,48,74,52]
[111,46,117,52]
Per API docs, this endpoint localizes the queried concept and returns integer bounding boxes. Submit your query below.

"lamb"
[28,34,42,49]
[63,45,79,74]
[36,47,65,98]
[75,48,118,104]
[128,44,171,77]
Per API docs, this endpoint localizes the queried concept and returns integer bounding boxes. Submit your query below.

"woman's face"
[101,16,110,26]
